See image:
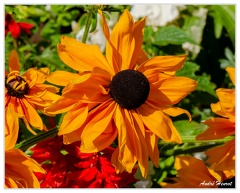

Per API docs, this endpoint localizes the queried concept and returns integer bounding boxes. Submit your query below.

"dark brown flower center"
[109,69,150,110]
[5,73,30,98]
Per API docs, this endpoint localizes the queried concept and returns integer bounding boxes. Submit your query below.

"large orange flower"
[196,67,235,173]
[47,9,197,177]
[5,106,45,188]
[5,49,60,135]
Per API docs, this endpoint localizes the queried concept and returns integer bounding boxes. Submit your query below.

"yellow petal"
[138,104,182,143]
[196,117,235,140]
[8,50,20,72]
[46,70,81,86]
[226,67,235,85]
[58,35,113,73]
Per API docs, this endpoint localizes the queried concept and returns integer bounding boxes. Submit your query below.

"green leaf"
[174,120,207,137]
[90,12,98,33]
[78,13,88,28]
[5,6,14,14]
[102,11,111,21]
[176,61,217,97]
[154,26,198,46]
[40,20,57,38]
[25,6,47,17]
[212,5,235,47]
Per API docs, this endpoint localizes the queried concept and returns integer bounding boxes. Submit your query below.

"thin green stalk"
[159,136,234,157]
[82,12,92,43]
[14,127,59,151]
[181,135,234,143]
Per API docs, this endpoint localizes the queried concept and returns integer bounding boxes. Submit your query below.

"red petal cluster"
[5,14,34,38]
[31,136,137,188]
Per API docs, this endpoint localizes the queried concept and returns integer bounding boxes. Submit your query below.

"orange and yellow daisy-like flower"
[160,156,234,188]
[196,67,235,174]
[47,9,197,177]
[5,49,60,135]
[5,106,45,188]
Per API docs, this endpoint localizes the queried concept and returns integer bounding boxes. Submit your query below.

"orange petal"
[46,70,81,86]
[98,9,119,74]
[153,76,197,105]
[21,98,44,131]
[80,100,116,152]
[45,96,79,114]
[130,110,149,177]
[5,149,45,188]
[213,88,235,121]
[63,67,111,103]
[145,131,159,167]
[111,147,125,173]
[115,108,145,174]
[138,55,187,75]
[136,49,149,66]
[205,139,235,171]
[23,68,38,88]
[162,107,192,121]
[226,67,235,85]
[58,103,88,135]
[5,106,20,150]
[8,50,20,72]
[109,9,135,71]
[196,117,235,140]
[58,36,113,73]
[174,156,218,188]
[80,120,117,152]
[138,104,182,143]
[130,18,146,69]
[8,97,37,135]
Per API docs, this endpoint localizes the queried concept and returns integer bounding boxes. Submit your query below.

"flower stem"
[159,136,234,157]
[14,128,59,151]
[82,12,92,43]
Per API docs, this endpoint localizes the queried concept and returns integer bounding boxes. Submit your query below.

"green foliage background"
[5,4,235,187]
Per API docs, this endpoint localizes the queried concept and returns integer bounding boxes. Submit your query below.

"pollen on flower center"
[109,69,150,110]
[5,73,30,98]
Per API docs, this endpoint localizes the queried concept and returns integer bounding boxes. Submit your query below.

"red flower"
[5,14,34,38]
[31,137,137,188]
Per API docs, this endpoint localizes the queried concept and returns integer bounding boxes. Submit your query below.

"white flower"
[130,5,179,26]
